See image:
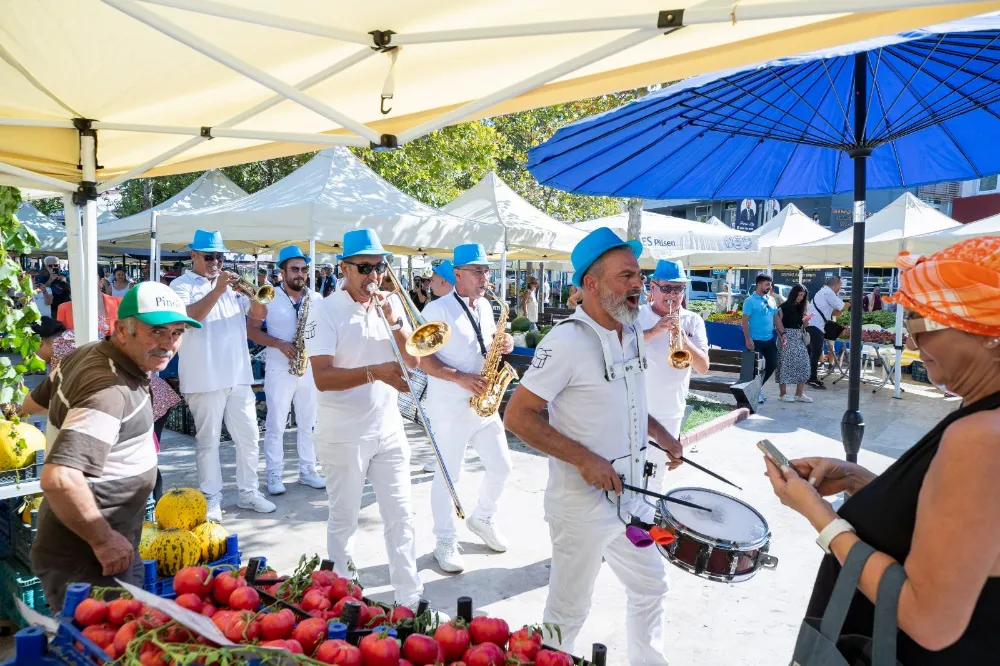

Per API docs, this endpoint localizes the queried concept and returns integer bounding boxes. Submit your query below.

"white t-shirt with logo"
[263,287,322,372]
[518,308,648,522]
[306,289,407,444]
[170,271,253,394]
[637,304,709,424]
[806,285,846,332]
[420,293,496,413]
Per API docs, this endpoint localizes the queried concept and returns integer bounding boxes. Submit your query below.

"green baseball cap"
[118,282,202,328]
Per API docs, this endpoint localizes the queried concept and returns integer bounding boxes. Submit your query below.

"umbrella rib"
[888,52,1000,134]
[760,61,853,145]
[874,36,948,135]
[818,57,854,144]
[864,50,884,140]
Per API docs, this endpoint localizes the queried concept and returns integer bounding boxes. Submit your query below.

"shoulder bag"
[815,296,846,342]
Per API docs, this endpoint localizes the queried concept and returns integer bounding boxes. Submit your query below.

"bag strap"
[453,292,488,357]
[870,562,907,666]
[819,541,876,641]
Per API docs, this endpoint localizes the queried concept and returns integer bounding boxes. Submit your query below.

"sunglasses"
[196,252,225,262]
[344,260,388,275]
[904,314,948,349]
[652,282,686,294]
[456,267,490,278]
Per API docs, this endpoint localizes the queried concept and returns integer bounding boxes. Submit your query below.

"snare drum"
[655,487,778,583]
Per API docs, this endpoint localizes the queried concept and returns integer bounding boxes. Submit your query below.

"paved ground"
[147,369,959,665]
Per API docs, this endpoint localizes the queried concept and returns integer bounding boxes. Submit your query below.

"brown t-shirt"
[29,339,157,572]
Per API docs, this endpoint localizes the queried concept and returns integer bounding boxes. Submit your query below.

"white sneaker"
[780,395,796,403]
[796,394,814,403]
[422,460,437,473]
[298,468,326,489]
[434,540,464,573]
[206,493,223,522]
[266,470,286,496]
[238,489,277,513]
[466,514,508,553]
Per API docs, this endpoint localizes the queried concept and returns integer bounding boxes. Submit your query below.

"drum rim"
[659,486,771,550]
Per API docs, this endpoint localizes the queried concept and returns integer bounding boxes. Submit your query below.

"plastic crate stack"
[0,450,48,629]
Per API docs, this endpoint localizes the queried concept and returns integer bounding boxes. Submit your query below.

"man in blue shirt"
[741,274,785,402]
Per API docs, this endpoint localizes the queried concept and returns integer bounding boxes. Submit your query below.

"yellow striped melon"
[0,421,44,471]
[151,528,202,576]
[192,521,230,562]
[155,487,207,531]
[138,521,163,561]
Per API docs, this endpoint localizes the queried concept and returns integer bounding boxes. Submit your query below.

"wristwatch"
[388,318,404,331]
[816,518,856,554]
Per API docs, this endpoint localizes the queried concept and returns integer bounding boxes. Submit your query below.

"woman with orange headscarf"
[763,237,1000,664]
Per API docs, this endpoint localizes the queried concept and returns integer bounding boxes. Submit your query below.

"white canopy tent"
[905,211,1000,255]
[16,203,67,256]
[576,210,758,266]
[682,204,834,269]
[0,0,994,343]
[705,216,729,228]
[154,148,507,259]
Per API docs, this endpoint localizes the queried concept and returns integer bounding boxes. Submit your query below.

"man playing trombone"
[420,244,514,573]
[306,229,423,608]
[170,230,275,521]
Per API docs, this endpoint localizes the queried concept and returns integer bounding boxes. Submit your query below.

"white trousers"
[544,511,670,666]
[184,385,260,497]
[646,414,683,497]
[315,426,423,606]
[262,364,318,475]
[425,402,511,542]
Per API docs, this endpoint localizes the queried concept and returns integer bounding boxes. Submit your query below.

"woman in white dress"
[521,277,539,324]
[108,265,132,298]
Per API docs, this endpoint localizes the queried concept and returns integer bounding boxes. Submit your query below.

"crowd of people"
[12,225,999,664]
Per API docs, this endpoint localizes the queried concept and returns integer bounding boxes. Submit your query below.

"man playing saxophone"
[247,246,326,496]
[638,260,709,494]
[419,243,514,573]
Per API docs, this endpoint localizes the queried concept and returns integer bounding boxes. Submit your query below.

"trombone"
[374,269,464,518]
[222,267,274,304]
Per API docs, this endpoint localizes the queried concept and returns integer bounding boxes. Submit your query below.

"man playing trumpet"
[638,260,709,494]
[420,244,514,573]
[306,229,424,608]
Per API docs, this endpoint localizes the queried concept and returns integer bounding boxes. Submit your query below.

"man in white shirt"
[805,275,845,390]
[316,263,337,298]
[170,230,276,521]
[504,227,681,666]
[306,229,423,607]
[420,244,514,573]
[247,246,326,496]
[542,279,551,306]
[638,260,709,493]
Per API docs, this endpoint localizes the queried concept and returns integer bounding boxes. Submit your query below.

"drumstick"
[620,483,713,512]
[679,456,743,491]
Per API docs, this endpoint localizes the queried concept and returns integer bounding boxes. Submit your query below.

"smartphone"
[757,439,801,476]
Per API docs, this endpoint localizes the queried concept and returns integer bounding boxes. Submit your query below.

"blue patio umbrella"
[529,14,1000,460]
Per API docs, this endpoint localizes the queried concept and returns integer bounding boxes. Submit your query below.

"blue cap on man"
[342,229,389,259]
[433,260,456,285]
[277,245,310,268]
[571,227,643,287]
[188,230,229,253]
[651,259,689,283]
[453,244,490,267]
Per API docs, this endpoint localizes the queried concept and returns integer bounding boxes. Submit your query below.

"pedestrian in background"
[776,284,813,403]
[742,274,785,403]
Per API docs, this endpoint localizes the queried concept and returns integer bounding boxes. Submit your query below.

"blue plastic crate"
[141,533,242,599]
[0,559,48,628]
[0,450,44,489]
[1,625,110,666]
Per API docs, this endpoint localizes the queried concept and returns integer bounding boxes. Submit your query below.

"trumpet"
[223,268,274,304]
[668,301,692,369]
[373,269,464,518]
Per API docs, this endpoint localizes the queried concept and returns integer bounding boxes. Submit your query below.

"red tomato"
[509,627,543,660]
[81,623,117,648]
[291,617,328,656]
[259,609,296,641]
[211,570,246,606]
[332,597,367,620]
[469,616,510,649]
[211,610,237,635]
[200,603,218,618]
[285,639,304,654]
[360,631,401,666]
[399,661,414,666]
[260,639,291,651]
[227,586,261,612]
[401,634,443,666]
[174,593,204,613]
[224,610,260,643]
[330,577,363,602]
[103,643,118,660]
[464,643,505,666]
[139,647,166,666]
[314,638,362,666]
[389,605,415,624]
[506,651,532,665]
[162,623,195,644]
[73,598,107,626]
[113,621,139,656]
[434,621,471,663]
[311,570,337,587]
[535,649,574,666]
[106,598,143,626]
[362,605,388,628]
[172,566,213,597]
[302,589,332,612]
[137,608,170,630]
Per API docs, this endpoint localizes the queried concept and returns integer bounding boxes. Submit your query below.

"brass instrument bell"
[668,301,692,369]
[382,269,451,356]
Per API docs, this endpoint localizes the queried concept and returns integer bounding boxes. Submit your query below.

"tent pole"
[94,122,369,147]
[539,262,545,314]
[149,209,158,281]
[892,256,904,399]
[309,238,317,288]
[79,132,100,345]
[63,194,86,339]
[842,52,869,464]
[499,243,508,304]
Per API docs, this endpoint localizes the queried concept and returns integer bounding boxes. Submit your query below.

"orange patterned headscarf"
[886,237,1000,337]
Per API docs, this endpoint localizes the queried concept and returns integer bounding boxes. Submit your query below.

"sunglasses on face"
[344,260,388,275]
[904,314,949,349]
[197,252,225,262]
[456,268,490,278]
[653,282,685,294]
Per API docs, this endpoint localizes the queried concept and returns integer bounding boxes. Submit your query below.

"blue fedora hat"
[335,254,343,262]
[277,245,309,268]
[651,259,689,283]
[189,229,229,253]
[342,229,388,259]
[453,243,490,267]
[571,227,643,287]
[432,260,456,285]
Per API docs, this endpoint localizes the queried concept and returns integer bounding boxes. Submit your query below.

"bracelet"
[364,366,374,384]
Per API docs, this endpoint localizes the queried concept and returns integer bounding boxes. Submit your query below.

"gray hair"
[44,256,58,266]
[123,317,139,336]
[826,276,842,287]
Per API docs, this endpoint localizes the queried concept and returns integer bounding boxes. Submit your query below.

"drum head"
[661,487,769,547]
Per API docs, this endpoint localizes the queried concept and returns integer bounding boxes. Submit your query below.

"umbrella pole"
[842,52,869,464]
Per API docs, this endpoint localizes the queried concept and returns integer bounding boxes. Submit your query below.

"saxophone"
[289,291,310,376]
[469,288,518,417]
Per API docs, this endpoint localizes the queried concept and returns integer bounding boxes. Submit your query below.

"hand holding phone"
[757,439,803,478]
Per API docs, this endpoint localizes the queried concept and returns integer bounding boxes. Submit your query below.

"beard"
[598,282,640,325]
[287,277,305,292]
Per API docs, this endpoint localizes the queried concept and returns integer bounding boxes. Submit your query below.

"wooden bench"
[689,348,764,414]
